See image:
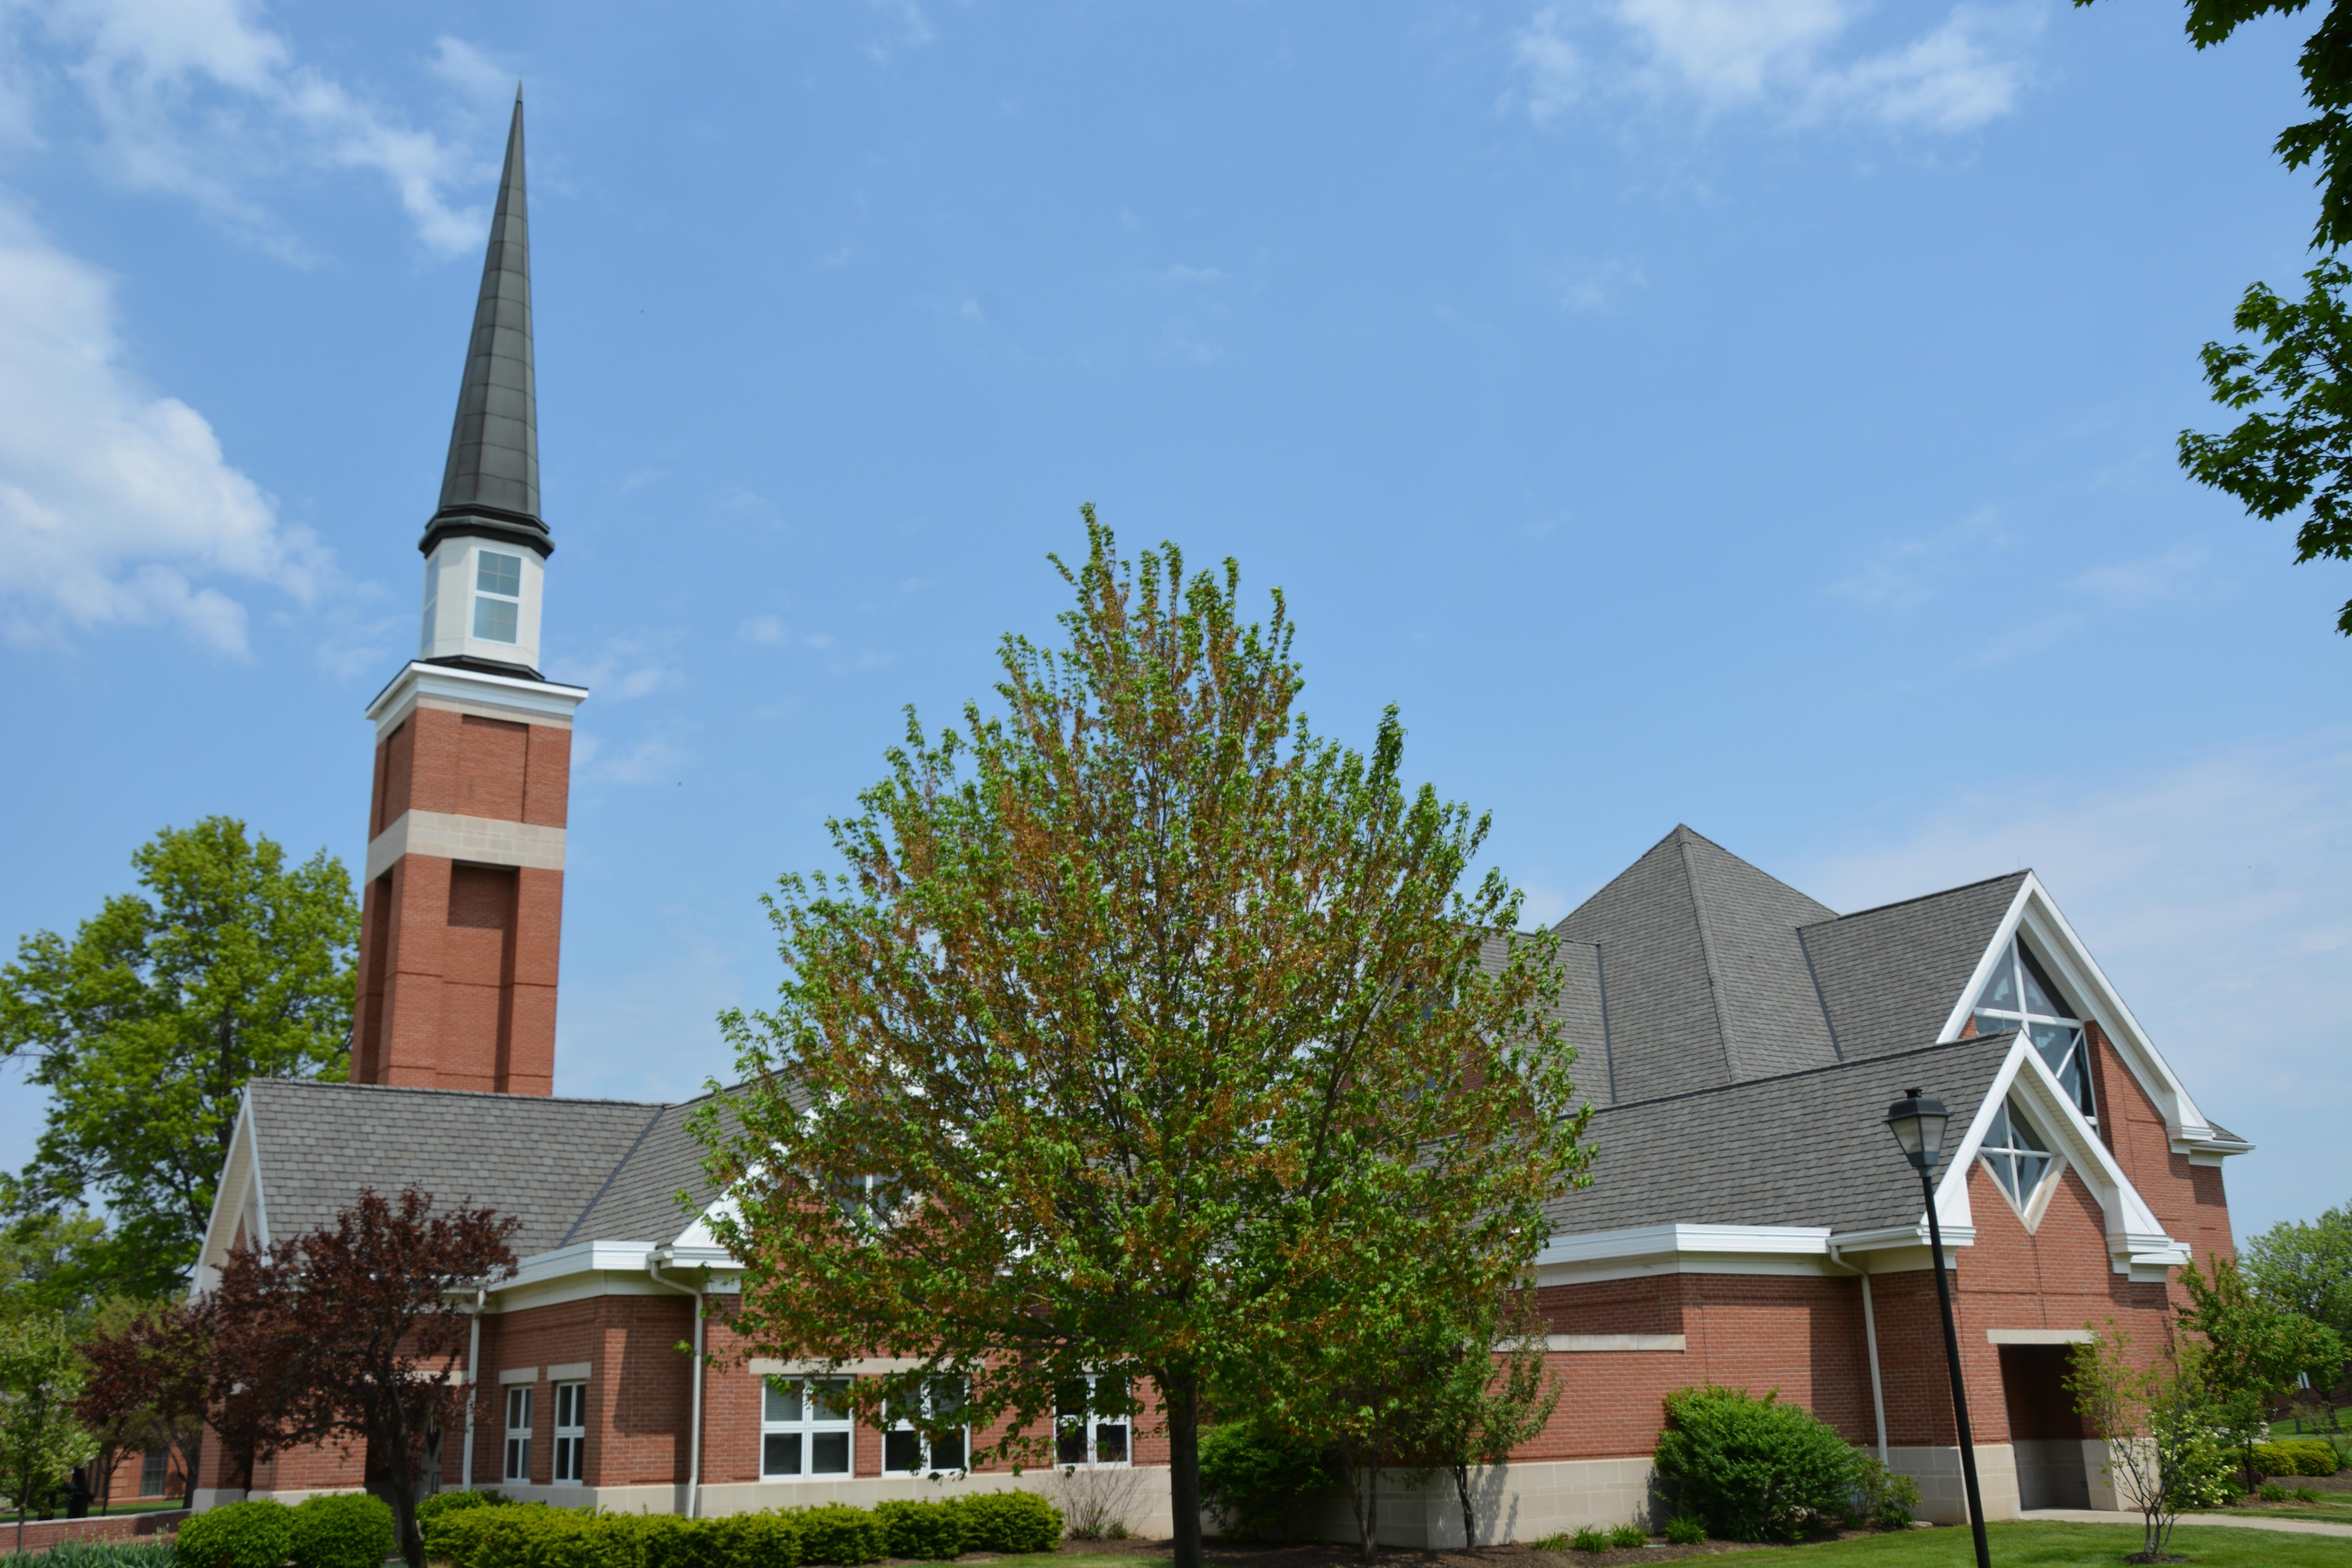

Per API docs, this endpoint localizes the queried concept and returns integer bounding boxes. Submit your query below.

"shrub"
[1661,1517,1706,1546]
[1568,1526,1609,1553]
[1198,1420,1328,1540]
[2258,1482,2290,1501]
[785,1504,883,1566]
[2296,1486,2323,1502]
[1606,1525,1646,1548]
[178,1498,296,1568]
[944,1492,1060,1555]
[871,1500,965,1561]
[688,1514,803,1568]
[1651,1385,1853,1543]
[290,1494,397,1568]
[1527,1532,1570,1551]
[1842,1454,1920,1528]
[7,1545,182,1568]
[417,1491,510,1530]
[2283,1439,2342,1475]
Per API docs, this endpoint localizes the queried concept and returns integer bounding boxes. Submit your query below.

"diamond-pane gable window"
[1972,939,2095,1118]
[1979,1097,2054,1207]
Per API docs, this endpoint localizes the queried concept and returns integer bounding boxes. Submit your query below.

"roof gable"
[1798,873,2026,1062]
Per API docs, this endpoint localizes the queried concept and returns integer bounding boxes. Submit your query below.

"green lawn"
[913,1523,2352,1566]
[1692,1522,2352,1565]
[2270,1409,2351,1440]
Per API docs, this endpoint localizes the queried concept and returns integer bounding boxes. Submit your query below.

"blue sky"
[0,0,2343,1245]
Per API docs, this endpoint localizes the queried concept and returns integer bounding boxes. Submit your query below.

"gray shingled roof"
[246,1079,723,1256]
[1799,873,2025,1062]
[1545,1032,2018,1238]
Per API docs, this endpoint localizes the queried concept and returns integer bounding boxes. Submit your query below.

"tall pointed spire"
[423,87,549,559]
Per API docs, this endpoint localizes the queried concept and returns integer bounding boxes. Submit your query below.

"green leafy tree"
[0,818,357,1295]
[2074,1,2352,632]
[1416,1290,1561,1551]
[2180,1252,2349,1488]
[2244,1198,2352,1344]
[698,518,1593,1568]
[0,1309,99,1552]
[2066,1320,2235,1561]
[0,1176,108,1325]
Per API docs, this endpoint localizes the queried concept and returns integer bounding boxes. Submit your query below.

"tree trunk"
[1166,1368,1203,1568]
[1452,1461,1475,1550]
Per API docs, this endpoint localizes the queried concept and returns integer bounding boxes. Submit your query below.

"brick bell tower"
[351,89,587,1095]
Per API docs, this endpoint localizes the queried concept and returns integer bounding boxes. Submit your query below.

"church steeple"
[357,85,586,1098]
[426,88,546,559]
[414,89,554,681]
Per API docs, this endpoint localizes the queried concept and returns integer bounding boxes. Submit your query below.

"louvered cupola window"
[1979,1097,2053,1208]
[1972,939,2095,1120]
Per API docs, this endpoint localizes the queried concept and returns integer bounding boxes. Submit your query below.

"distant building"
[190,96,2248,1540]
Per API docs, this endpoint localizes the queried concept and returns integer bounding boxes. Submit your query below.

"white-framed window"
[503,1385,533,1483]
[552,1381,586,1485]
[1055,1375,1130,1467]
[473,550,522,643]
[1972,939,2095,1119]
[761,1376,853,1479]
[421,553,439,648]
[883,1376,968,1476]
[1979,1096,2054,1209]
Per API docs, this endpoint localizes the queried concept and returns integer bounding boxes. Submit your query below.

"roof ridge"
[1676,833,1742,1082]
[1586,1027,2018,1118]
[249,1077,677,1111]
[559,1103,668,1249]
[1801,869,2030,929]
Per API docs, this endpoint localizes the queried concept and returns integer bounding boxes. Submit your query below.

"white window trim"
[882,1377,970,1477]
[502,1385,534,1484]
[551,1379,587,1486]
[1056,1374,1132,1469]
[759,1374,856,1482]
[1976,1096,2063,1231]
[472,548,524,644]
[1968,938,2096,1122]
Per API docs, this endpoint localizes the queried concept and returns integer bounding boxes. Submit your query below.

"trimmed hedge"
[871,1501,964,1562]
[2255,1439,2342,1477]
[944,1492,1060,1555]
[178,1498,296,1568]
[290,1494,398,1568]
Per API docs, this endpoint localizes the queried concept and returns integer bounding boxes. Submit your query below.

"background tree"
[0,817,357,1296]
[0,1309,98,1552]
[699,519,1592,1568]
[2178,1252,2349,1488]
[77,1299,211,1510]
[0,1176,107,1325]
[2244,1198,2352,1344]
[2075,0,2352,633]
[209,1187,515,1568]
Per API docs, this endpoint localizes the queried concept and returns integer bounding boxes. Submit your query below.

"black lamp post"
[1884,1088,1991,1568]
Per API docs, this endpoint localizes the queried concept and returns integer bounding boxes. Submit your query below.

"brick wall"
[2,1510,186,1553]
[2087,1027,2235,1283]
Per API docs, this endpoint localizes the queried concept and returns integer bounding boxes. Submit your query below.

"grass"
[2271,1408,2352,1440]
[1685,1522,2352,1565]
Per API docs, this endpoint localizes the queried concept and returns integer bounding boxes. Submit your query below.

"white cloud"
[1552,256,1647,313]
[737,613,786,645]
[2072,541,2209,607]
[1829,506,2007,612]
[1513,0,2036,134]
[0,201,319,653]
[21,0,506,256]
[1798,732,2352,1238]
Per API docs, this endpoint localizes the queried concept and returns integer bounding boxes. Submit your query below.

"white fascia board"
[671,1193,742,1254]
[501,1240,664,1293]
[1534,1223,1834,1269]
[1936,873,2216,1147]
[191,1092,261,1298]
[363,660,590,732]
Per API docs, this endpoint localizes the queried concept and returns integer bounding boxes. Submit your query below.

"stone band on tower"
[350,89,586,1096]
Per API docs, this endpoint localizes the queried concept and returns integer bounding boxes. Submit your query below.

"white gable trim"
[1935,1034,2186,1278]
[191,1090,265,1298]
[1934,873,2228,1154]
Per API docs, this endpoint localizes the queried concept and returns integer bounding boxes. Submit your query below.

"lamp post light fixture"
[1884,1088,1991,1568]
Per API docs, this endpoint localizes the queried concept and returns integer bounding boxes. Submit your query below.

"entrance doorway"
[2000,1344,2090,1509]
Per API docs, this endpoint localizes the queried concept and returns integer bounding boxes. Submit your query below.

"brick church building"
[189,95,2250,1543]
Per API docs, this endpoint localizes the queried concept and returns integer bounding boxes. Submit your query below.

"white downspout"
[461,1289,485,1491]
[647,1253,704,1519]
[1829,1245,1891,1462]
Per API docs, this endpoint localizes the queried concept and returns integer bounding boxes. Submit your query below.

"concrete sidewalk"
[2020,1507,2352,1538]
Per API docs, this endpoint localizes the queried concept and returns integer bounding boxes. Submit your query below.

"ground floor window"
[553,1381,587,1484]
[139,1448,168,1496]
[762,1376,853,1478]
[1056,1375,1130,1466]
[503,1386,533,1483]
[884,1377,969,1475]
